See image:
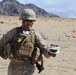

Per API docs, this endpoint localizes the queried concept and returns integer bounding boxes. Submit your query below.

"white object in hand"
[48,44,60,54]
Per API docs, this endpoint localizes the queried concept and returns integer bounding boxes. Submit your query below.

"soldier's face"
[22,20,35,29]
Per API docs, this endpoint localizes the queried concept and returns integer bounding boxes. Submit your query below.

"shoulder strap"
[29,29,36,44]
[16,26,22,34]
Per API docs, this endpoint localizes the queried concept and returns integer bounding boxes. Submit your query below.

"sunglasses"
[25,20,35,22]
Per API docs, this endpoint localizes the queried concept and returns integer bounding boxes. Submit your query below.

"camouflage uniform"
[8,62,35,75]
[0,28,50,75]
[0,8,51,75]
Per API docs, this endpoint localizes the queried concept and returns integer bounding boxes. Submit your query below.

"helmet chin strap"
[22,20,25,25]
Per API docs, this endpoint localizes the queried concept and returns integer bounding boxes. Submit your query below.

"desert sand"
[0,16,76,75]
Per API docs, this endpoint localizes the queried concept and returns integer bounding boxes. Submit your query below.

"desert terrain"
[0,16,76,75]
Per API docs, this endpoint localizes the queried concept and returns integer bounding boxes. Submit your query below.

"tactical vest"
[11,27,35,58]
[1,27,44,73]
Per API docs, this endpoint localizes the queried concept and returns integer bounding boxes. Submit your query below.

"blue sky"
[0,0,76,18]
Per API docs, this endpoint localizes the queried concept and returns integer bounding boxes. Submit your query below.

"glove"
[48,44,60,55]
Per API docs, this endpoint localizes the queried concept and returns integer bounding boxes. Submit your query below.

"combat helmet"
[20,9,36,21]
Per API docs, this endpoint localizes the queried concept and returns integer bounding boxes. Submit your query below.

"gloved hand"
[48,44,60,57]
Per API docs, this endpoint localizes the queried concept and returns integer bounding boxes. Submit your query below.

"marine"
[0,8,60,75]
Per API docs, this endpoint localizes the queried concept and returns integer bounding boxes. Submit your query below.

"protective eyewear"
[25,20,35,22]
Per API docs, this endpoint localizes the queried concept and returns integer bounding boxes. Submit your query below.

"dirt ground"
[0,16,76,75]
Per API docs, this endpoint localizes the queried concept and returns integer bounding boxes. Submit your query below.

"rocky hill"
[0,0,59,17]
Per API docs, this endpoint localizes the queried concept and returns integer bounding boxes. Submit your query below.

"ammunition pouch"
[0,43,13,59]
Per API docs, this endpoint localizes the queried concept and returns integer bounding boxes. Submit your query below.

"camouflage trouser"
[7,62,35,75]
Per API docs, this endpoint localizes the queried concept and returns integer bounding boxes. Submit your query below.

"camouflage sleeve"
[35,32,51,58]
[0,28,17,51]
